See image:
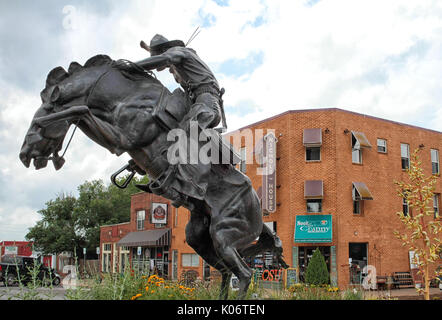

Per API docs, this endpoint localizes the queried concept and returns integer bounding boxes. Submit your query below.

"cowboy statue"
[138,33,226,132]
[124,33,237,210]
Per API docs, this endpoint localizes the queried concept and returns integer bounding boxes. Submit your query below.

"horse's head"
[20,55,116,170]
[20,65,78,170]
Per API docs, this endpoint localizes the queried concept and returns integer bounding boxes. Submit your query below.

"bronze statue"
[19,47,287,299]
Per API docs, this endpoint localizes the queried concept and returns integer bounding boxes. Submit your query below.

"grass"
[64,267,370,301]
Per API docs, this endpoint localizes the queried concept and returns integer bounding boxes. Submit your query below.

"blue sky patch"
[306,0,321,7]
[212,0,229,7]
[225,100,260,117]
[217,51,264,78]
[198,9,216,28]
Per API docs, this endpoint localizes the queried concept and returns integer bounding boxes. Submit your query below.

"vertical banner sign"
[262,132,277,214]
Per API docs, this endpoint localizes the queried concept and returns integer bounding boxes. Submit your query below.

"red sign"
[261,269,283,282]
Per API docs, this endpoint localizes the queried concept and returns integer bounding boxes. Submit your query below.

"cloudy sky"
[1,0,442,241]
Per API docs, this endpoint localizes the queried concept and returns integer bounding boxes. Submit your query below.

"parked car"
[0,255,61,287]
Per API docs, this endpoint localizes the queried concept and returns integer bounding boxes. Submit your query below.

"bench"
[392,272,414,289]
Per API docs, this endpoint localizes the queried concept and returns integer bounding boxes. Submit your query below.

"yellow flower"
[165,286,170,289]
[145,286,149,292]
[151,290,155,294]
[131,293,142,300]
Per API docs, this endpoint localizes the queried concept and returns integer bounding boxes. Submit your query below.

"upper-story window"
[304,180,323,213]
[303,128,322,162]
[239,147,247,173]
[431,149,439,175]
[352,182,373,215]
[401,143,410,170]
[434,194,440,219]
[351,131,371,164]
[402,197,410,217]
[136,210,145,230]
[377,138,387,153]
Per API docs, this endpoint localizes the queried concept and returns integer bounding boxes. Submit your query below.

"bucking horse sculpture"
[19,54,288,299]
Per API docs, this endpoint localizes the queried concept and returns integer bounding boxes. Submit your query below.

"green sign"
[294,214,332,243]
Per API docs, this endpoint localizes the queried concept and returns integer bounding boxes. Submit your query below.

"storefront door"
[349,243,368,284]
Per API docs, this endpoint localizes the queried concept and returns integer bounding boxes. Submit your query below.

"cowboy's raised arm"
[136,49,185,71]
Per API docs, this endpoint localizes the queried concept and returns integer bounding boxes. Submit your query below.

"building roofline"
[225,107,442,135]
[100,221,131,228]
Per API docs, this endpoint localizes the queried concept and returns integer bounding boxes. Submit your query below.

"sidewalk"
[365,287,442,300]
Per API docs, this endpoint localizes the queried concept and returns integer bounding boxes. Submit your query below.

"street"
[0,284,67,300]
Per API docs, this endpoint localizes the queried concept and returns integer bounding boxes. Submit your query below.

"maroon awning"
[117,228,170,247]
[303,128,322,147]
[304,180,324,199]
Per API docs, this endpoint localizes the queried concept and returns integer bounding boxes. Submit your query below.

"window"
[352,182,373,215]
[434,194,440,219]
[182,253,199,267]
[239,147,246,173]
[136,210,145,230]
[306,147,321,161]
[102,243,111,273]
[303,128,322,161]
[402,198,409,217]
[401,143,410,170]
[377,139,387,153]
[352,148,362,164]
[307,199,322,213]
[353,199,363,214]
[431,149,439,175]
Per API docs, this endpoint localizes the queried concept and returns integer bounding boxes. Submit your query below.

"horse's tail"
[240,223,289,269]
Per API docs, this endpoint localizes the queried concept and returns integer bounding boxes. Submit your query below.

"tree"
[305,248,330,285]
[26,193,84,257]
[26,174,149,257]
[394,148,442,300]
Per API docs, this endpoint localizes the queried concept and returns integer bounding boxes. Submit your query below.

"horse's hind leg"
[185,211,232,299]
[210,220,258,299]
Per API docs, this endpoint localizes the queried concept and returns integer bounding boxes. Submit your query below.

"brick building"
[0,241,34,259]
[100,107,441,289]
[226,107,441,288]
[100,193,210,281]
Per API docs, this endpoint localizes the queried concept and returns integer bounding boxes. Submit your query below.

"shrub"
[304,248,330,286]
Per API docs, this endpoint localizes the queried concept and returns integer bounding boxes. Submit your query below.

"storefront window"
[102,243,111,273]
[298,246,330,283]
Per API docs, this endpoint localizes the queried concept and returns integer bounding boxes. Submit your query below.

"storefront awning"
[352,182,373,200]
[117,228,170,247]
[351,131,372,149]
[294,215,332,243]
[304,180,323,199]
[303,128,322,147]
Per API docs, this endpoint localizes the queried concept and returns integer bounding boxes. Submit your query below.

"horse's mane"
[40,54,161,103]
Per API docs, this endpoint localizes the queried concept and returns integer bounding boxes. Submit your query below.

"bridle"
[34,68,112,162]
